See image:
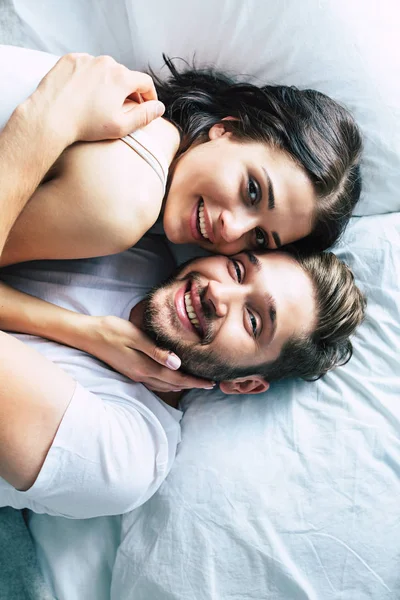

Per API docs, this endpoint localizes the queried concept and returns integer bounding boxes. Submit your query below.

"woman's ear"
[208,117,238,140]
[219,376,270,395]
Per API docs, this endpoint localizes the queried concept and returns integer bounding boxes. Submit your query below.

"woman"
[0,57,362,390]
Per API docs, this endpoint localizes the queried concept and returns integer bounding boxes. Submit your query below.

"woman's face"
[162,123,317,254]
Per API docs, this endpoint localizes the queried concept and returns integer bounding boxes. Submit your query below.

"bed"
[0,1,399,599]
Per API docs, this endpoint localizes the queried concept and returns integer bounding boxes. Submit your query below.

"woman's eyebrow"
[262,167,281,248]
[272,231,282,248]
[262,167,275,210]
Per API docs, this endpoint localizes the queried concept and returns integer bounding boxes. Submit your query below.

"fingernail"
[155,101,165,117]
[166,353,181,370]
[203,385,215,389]
[172,389,182,392]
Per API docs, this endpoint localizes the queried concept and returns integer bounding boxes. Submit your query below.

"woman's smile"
[163,126,316,255]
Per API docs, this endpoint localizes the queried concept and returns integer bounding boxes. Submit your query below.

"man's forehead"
[255,249,298,268]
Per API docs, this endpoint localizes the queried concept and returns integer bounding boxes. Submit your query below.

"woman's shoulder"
[58,136,165,242]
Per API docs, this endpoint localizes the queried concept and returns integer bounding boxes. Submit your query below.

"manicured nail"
[166,353,181,370]
[155,101,165,117]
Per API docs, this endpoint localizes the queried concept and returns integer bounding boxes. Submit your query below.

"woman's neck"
[141,116,181,168]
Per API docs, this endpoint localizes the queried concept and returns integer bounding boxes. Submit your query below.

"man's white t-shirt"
[0,236,183,518]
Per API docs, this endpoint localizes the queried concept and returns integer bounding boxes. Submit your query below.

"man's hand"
[29,53,165,145]
[0,52,165,256]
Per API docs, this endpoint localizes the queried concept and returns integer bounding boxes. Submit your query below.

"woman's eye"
[232,259,243,283]
[248,310,257,336]
[254,227,268,249]
[248,178,260,204]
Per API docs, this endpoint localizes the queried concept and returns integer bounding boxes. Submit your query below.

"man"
[0,232,365,518]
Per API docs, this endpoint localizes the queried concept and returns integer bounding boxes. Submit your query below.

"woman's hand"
[85,315,215,393]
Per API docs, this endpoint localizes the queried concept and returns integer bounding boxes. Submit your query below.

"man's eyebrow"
[262,167,275,210]
[265,292,277,341]
[243,251,277,341]
[243,251,261,271]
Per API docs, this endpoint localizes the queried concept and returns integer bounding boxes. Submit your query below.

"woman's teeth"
[198,200,209,239]
[184,292,200,331]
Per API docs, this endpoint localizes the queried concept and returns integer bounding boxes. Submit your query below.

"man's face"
[142,251,316,382]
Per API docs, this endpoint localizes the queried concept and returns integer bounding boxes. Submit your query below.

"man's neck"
[155,390,182,409]
[129,298,145,328]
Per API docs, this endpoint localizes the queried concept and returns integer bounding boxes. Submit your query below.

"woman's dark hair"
[151,56,363,253]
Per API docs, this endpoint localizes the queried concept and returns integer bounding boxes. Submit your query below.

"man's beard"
[141,267,247,382]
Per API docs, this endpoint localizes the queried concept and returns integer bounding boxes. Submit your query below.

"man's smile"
[174,279,206,340]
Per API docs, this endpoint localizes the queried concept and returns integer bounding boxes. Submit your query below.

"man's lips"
[174,280,202,338]
[190,281,207,337]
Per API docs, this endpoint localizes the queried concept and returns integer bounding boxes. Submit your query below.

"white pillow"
[0,46,58,129]
[8,0,134,65]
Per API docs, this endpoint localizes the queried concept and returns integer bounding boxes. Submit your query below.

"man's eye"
[248,310,257,336]
[254,227,268,249]
[232,259,243,283]
[248,178,260,204]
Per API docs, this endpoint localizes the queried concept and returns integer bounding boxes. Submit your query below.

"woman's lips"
[190,200,203,241]
[189,198,214,244]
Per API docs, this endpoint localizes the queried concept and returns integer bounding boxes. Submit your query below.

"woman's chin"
[163,221,184,245]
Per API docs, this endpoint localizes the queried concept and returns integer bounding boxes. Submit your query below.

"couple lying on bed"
[0,54,365,518]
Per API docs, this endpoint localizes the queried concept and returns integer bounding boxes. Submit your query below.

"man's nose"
[205,280,231,318]
[219,209,253,244]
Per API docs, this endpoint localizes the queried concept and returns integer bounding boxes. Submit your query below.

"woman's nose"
[219,209,252,244]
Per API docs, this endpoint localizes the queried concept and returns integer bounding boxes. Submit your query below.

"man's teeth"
[198,200,209,239]
[184,292,200,330]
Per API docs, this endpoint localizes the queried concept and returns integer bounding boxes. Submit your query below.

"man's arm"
[0,53,164,257]
[0,330,76,490]
[0,97,67,255]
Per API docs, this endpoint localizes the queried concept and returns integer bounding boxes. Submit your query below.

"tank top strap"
[120,128,169,191]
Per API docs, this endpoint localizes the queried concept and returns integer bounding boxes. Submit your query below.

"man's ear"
[219,375,270,395]
[208,117,238,140]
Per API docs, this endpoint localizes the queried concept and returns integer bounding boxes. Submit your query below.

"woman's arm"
[0,282,213,392]
[1,137,163,266]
